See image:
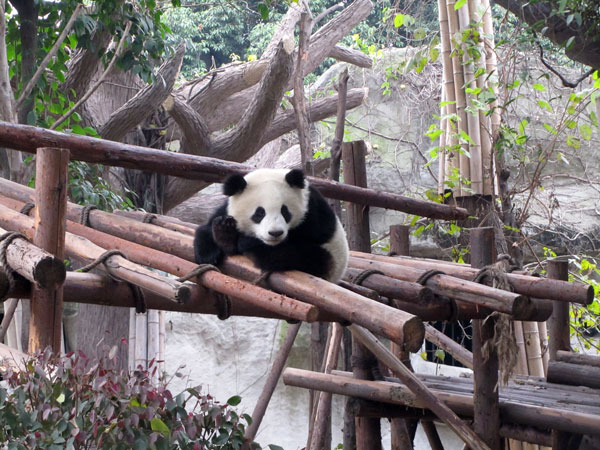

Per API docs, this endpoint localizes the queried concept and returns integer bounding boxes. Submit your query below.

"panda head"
[223,168,310,246]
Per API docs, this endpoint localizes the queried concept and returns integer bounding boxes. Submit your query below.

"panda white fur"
[194,168,349,282]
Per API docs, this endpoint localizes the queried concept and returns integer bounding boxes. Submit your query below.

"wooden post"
[29,147,69,353]
[470,227,502,450]
[546,259,571,450]
[388,224,415,450]
[245,322,302,443]
[342,141,382,450]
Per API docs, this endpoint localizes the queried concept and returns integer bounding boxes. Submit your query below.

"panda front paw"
[212,215,239,254]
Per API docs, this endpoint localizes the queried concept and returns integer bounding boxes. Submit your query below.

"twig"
[313,2,344,26]
[537,44,594,88]
[50,21,132,130]
[16,4,84,109]
[0,299,19,342]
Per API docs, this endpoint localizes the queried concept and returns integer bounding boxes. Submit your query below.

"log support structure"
[29,147,69,353]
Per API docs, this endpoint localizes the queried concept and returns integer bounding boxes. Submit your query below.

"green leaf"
[150,418,170,436]
[454,0,466,10]
[269,446,285,450]
[393,13,404,28]
[227,395,242,406]
[257,3,269,20]
[566,135,581,149]
[537,100,553,112]
[458,129,474,145]
[56,392,65,403]
[579,123,593,140]
[543,123,558,135]
[532,83,546,91]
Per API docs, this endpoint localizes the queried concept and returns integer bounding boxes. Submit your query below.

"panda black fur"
[194,168,349,282]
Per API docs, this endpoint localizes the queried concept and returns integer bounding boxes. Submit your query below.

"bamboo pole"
[523,321,545,378]
[457,0,483,195]
[0,122,469,220]
[349,251,593,305]
[30,147,69,353]
[148,309,160,380]
[245,322,302,443]
[438,0,459,194]
[0,196,320,323]
[445,0,470,196]
[134,312,147,370]
[348,325,492,450]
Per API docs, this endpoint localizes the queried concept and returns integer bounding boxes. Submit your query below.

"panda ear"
[285,169,305,189]
[223,173,247,196]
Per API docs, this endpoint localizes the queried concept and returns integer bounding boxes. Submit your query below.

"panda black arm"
[193,202,234,265]
[290,186,338,245]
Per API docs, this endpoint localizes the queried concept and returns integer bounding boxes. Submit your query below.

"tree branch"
[51,21,131,131]
[537,43,594,88]
[294,11,314,174]
[163,93,212,155]
[99,43,185,142]
[329,45,373,68]
[164,38,295,210]
[330,67,349,183]
[495,0,600,69]
[16,4,83,109]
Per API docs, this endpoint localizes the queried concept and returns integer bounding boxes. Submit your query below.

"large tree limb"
[0,0,18,180]
[164,38,295,210]
[162,94,212,155]
[197,0,372,132]
[495,0,600,69]
[162,87,366,211]
[329,45,373,68]
[99,43,185,142]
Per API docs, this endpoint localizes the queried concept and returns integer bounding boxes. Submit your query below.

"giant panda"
[194,168,349,283]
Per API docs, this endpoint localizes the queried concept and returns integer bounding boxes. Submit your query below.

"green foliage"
[69,161,135,212]
[0,347,272,449]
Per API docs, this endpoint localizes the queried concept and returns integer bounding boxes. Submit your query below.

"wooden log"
[342,140,382,450]
[30,147,69,353]
[0,196,320,323]
[547,260,570,359]
[221,256,425,352]
[387,224,416,450]
[556,350,600,368]
[347,325,492,450]
[470,227,501,450]
[310,323,343,450]
[245,322,302,442]
[0,202,191,305]
[282,369,600,436]
[425,324,473,369]
[348,256,535,319]
[0,123,469,219]
[345,267,432,304]
[500,425,552,447]
[350,251,593,305]
[0,224,65,289]
[114,209,197,235]
[546,361,600,390]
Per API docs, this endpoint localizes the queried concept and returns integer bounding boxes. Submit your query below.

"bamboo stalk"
[438,0,459,194]
[522,321,545,377]
[445,0,470,196]
[134,312,147,370]
[513,321,529,375]
[350,251,593,305]
[457,0,483,196]
[148,309,160,381]
[0,122,469,220]
[538,320,549,374]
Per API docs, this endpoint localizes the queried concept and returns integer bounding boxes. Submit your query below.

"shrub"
[0,346,277,450]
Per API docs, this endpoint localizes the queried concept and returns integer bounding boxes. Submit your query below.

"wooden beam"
[0,122,469,220]
[29,147,69,353]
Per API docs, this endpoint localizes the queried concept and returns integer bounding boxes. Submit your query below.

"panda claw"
[212,215,239,254]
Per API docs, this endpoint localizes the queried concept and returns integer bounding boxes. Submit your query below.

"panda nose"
[269,230,284,237]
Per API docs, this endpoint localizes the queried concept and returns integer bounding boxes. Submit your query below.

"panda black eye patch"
[251,207,266,223]
[281,204,292,223]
